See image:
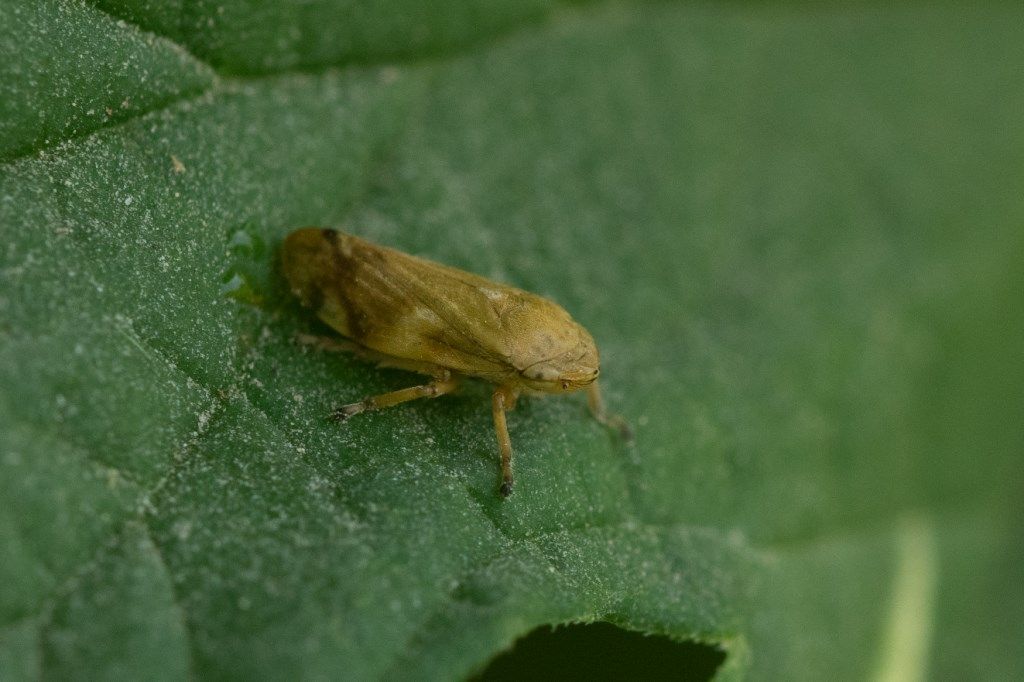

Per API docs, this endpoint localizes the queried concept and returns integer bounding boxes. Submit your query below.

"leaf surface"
[2,2,1022,680]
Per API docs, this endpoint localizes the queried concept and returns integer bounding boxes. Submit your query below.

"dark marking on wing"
[326,234,370,341]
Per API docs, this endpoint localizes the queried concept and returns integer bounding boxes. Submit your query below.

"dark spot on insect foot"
[499,481,514,498]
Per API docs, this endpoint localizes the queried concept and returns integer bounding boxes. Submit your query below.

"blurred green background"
[1,1,1022,679]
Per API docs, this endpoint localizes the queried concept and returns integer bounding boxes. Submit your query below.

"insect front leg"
[586,381,633,442]
[331,371,460,422]
[491,386,519,498]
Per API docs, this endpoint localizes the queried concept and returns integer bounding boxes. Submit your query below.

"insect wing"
[322,233,519,378]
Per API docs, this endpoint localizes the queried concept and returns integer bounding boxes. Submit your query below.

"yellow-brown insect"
[282,228,629,497]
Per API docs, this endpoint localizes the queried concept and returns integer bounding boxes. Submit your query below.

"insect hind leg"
[294,332,363,354]
[295,332,451,379]
[332,372,459,422]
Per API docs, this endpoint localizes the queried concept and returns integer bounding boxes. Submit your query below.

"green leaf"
[0,0,214,161]
[2,2,1022,680]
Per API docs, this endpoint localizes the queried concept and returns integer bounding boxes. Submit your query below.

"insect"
[281,228,630,497]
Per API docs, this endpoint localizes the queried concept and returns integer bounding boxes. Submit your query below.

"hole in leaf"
[470,622,725,681]
[220,223,273,307]
[220,271,262,305]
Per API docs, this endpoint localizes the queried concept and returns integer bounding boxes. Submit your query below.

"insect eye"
[561,381,570,390]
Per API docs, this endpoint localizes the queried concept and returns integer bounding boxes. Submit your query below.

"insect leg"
[492,387,516,498]
[504,391,520,410]
[331,372,459,422]
[294,332,367,355]
[586,381,634,442]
